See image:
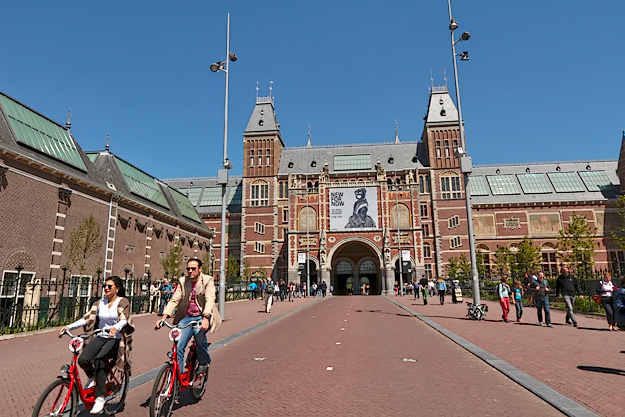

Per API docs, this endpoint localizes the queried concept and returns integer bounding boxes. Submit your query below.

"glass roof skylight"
[547,172,585,193]
[199,185,242,207]
[578,170,612,191]
[486,175,521,195]
[517,173,552,194]
[177,188,202,206]
[469,176,490,196]
[114,157,170,208]
[170,188,202,223]
[0,93,87,171]
[334,154,370,171]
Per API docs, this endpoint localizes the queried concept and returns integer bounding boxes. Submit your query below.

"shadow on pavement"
[578,365,625,376]
[354,309,413,318]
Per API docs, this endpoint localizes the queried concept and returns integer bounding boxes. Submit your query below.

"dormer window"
[388,157,394,164]
[311,160,316,167]
[258,119,264,126]
[288,162,294,168]
[440,109,446,116]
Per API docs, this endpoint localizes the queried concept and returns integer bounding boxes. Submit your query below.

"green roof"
[547,172,585,193]
[177,187,202,205]
[170,188,202,223]
[114,157,170,208]
[517,173,552,194]
[86,153,98,163]
[334,154,371,171]
[0,93,87,170]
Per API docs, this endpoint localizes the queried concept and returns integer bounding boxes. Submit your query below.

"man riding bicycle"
[155,258,221,375]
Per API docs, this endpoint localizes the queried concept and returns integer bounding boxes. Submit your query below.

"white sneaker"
[84,378,96,390]
[91,396,105,414]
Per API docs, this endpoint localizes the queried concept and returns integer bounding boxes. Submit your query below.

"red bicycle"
[32,328,129,416]
[150,320,209,417]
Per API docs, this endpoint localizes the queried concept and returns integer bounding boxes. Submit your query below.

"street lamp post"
[211,13,237,318]
[447,0,480,306]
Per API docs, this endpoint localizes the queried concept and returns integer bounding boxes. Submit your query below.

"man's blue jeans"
[176,316,211,371]
[535,297,551,325]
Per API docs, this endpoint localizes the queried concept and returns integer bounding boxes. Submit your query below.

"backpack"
[265,284,274,294]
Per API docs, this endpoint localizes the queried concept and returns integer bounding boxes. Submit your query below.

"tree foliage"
[611,195,625,249]
[476,250,487,279]
[446,255,471,279]
[226,254,240,286]
[514,236,542,276]
[201,250,213,276]
[557,212,595,272]
[67,215,103,275]
[493,246,514,277]
[161,243,183,283]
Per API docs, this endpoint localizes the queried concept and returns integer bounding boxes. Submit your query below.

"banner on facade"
[297,252,306,264]
[329,187,379,231]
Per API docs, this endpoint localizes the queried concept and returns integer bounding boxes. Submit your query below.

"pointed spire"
[256,81,259,100]
[395,118,400,143]
[307,120,312,147]
[269,80,274,103]
[443,69,448,88]
[65,111,71,130]
[430,70,434,89]
[105,135,110,152]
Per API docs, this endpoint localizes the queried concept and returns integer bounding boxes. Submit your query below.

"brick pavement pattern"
[1,296,315,417]
[119,296,560,417]
[391,296,624,417]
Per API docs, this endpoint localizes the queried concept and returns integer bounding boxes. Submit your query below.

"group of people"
[255,279,331,313]
[148,278,173,315]
[60,258,220,414]
[407,277,451,305]
[496,266,625,330]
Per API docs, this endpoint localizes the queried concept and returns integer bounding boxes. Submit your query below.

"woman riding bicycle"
[59,276,135,415]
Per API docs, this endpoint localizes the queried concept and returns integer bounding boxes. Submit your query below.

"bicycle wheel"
[191,362,209,400]
[150,364,177,417]
[32,379,77,417]
[103,368,130,415]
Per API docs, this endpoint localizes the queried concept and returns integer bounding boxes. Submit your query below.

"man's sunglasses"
[186,267,198,271]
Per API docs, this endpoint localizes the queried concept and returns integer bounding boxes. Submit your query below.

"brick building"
[167,85,625,295]
[0,91,212,326]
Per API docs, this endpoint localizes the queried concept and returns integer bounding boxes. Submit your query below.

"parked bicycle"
[150,320,209,417]
[33,328,129,416]
[466,302,488,320]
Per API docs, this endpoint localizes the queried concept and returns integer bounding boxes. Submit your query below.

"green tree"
[514,236,542,277]
[446,255,471,279]
[476,250,487,279]
[611,195,625,249]
[67,215,103,275]
[161,243,183,283]
[226,255,240,286]
[201,250,213,276]
[242,259,251,282]
[493,246,513,277]
[557,212,595,274]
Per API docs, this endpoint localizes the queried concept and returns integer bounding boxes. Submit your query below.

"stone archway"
[329,240,382,295]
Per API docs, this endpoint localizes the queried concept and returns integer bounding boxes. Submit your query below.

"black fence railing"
[0,276,151,335]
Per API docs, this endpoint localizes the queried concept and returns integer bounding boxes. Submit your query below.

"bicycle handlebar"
[157,319,202,330]
[60,328,107,339]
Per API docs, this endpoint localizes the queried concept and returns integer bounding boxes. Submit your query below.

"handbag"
[592,294,602,305]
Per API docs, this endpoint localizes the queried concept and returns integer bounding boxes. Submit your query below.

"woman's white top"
[600,281,616,298]
[69,297,127,339]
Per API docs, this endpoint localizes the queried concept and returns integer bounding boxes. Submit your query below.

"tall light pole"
[447,0,480,306]
[395,172,403,296]
[211,13,237,318]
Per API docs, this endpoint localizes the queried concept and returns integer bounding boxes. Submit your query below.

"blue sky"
[1,1,623,179]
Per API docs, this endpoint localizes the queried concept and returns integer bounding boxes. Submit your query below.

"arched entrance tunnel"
[331,241,381,295]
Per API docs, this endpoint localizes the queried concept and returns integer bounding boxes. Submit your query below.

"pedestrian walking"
[523,273,536,307]
[512,280,524,322]
[149,280,160,314]
[595,271,618,331]
[158,278,173,316]
[534,272,552,327]
[436,278,447,305]
[555,266,584,327]
[428,279,436,297]
[414,279,420,300]
[249,281,259,300]
[614,277,625,329]
[264,278,274,313]
[420,277,428,305]
[496,276,511,322]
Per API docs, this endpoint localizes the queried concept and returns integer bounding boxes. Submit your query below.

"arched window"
[251,180,269,206]
[299,206,317,231]
[360,260,377,274]
[440,172,461,199]
[336,261,353,274]
[390,203,410,228]
[541,243,558,277]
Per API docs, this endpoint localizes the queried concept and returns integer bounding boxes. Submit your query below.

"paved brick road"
[1,296,316,417]
[391,295,623,417]
[119,296,561,417]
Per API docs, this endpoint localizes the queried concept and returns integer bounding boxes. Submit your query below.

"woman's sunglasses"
[104,284,116,290]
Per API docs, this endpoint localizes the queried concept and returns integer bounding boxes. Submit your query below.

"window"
[254,242,265,253]
[250,149,254,167]
[517,173,552,194]
[441,173,461,199]
[423,224,430,236]
[251,180,269,206]
[542,252,558,277]
[469,176,490,196]
[1,270,35,298]
[391,203,410,228]
[578,170,612,191]
[436,141,441,158]
[279,182,284,199]
[547,172,585,193]
[610,251,625,276]
[333,154,371,171]
[424,264,433,280]
[448,215,460,229]
[258,149,262,166]
[486,175,521,195]
[281,228,287,240]
[420,203,428,218]
[423,243,432,259]
[299,207,317,231]
[254,222,265,234]
[266,149,271,166]
[444,140,450,158]
[450,236,462,249]
[282,208,289,223]
[419,175,430,194]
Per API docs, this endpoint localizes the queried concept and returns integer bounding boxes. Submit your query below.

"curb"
[384,296,599,417]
